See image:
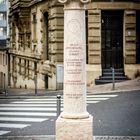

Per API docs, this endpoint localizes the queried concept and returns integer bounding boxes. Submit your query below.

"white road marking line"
[0,117,47,122]
[87,97,109,100]
[12,101,57,104]
[87,101,100,104]
[0,104,62,107]
[0,131,11,135]
[26,98,57,101]
[0,112,57,116]
[0,123,30,129]
[0,107,57,111]
[87,94,118,98]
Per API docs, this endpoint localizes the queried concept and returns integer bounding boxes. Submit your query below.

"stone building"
[9,0,140,90]
[0,48,8,92]
[0,0,9,92]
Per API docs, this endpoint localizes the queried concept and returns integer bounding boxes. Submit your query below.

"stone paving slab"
[0,136,139,140]
[94,136,140,140]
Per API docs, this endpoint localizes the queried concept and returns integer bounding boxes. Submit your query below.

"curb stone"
[0,135,55,140]
[0,136,139,140]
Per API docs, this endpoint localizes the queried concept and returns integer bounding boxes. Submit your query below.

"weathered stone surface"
[56,115,93,140]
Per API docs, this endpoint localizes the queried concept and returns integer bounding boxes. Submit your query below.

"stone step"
[102,72,125,76]
[99,76,128,80]
[95,79,127,85]
[95,69,129,85]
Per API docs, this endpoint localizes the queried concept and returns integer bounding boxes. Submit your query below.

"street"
[88,90,140,136]
[0,90,140,137]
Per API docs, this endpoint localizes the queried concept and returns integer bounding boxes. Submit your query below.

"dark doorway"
[44,12,49,60]
[44,12,49,89]
[45,75,48,89]
[101,11,124,70]
[136,11,140,64]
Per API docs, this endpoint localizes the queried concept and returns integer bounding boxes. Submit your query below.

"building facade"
[9,0,140,90]
[0,0,9,92]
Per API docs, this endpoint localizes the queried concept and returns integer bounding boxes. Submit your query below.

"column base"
[56,115,93,140]
[61,111,89,119]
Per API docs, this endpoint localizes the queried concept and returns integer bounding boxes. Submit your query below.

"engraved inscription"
[64,15,85,99]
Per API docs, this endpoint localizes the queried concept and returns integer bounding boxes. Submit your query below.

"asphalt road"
[0,90,140,137]
[88,90,140,136]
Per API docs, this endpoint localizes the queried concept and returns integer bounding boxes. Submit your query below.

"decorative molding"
[80,0,91,3]
[58,0,91,4]
[58,0,67,3]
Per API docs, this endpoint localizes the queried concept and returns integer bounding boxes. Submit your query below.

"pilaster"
[124,10,136,64]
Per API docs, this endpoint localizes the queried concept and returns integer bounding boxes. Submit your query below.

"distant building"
[0,0,9,92]
[9,0,140,90]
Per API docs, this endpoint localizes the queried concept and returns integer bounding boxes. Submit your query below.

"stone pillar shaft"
[56,1,93,139]
[61,2,89,119]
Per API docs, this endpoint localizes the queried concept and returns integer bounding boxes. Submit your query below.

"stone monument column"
[56,0,93,139]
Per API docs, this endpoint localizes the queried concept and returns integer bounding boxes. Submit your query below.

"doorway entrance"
[101,11,124,70]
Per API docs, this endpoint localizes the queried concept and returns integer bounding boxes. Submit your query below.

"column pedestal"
[56,115,93,140]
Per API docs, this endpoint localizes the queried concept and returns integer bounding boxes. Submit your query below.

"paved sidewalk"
[88,77,140,94]
[0,88,63,97]
[0,77,140,97]
[0,135,139,140]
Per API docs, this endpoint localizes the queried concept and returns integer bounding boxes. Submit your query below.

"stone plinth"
[56,115,93,140]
